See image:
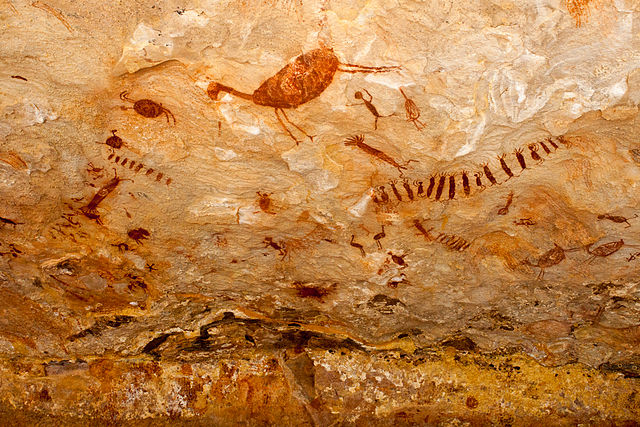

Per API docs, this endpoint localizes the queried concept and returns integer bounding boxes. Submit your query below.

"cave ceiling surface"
[1,0,640,424]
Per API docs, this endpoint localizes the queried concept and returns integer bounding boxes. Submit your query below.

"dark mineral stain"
[440,335,477,351]
[200,312,249,338]
[142,333,174,358]
[68,315,135,341]
[43,359,89,376]
[599,360,640,378]
[56,259,77,275]
[104,315,134,328]
[279,330,313,353]
[38,389,52,402]
[293,282,332,301]
[285,352,316,400]
[466,396,479,409]
[367,294,406,314]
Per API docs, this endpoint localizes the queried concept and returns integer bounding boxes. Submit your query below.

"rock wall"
[1,0,640,424]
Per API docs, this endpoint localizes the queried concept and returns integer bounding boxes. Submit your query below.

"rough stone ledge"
[0,344,638,426]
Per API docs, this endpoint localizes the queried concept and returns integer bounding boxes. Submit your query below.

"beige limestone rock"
[1,0,640,423]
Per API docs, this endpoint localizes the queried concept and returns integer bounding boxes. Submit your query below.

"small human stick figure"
[461,171,471,197]
[120,91,176,125]
[256,192,276,214]
[350,89,394,130]
[378,186,390,203]
[389,180,403,202]
[373,225,386,249]
[584,239,625,264]
[498,153,514,180]
[448,174,456,200]
[399,87,425,130]
[627,251,640,262]
[474,172,485,190]
[426,176,436,197]
[528,143,543,164]
[434,174,446,201]
[597,213,638,228]
[522,243,567,280]
[497,192,513,215]
[350,234,365,257]
[413,219,434,241]
[414,180,425,198]
[86,162,103,178]
[402,178,414,201]
[514,148,527,171]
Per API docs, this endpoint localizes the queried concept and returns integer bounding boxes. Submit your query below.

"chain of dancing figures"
[365,135,570,205]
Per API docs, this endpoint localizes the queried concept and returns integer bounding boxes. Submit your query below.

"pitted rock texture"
[1,0,640,424]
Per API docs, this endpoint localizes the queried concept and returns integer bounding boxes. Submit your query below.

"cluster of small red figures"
[101,130,172,186]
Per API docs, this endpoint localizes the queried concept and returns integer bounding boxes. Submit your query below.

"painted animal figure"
[256,192,276,214]
[206,46,400,144]
[350,234,365,257]
[597,213,637,228]
[584,239,625,264]
[128,228,151,244]
[522,243,566,280]
[105,130,123,149]
[120,92,176,125]
[373,225,386,250]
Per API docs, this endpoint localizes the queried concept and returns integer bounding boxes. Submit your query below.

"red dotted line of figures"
[372,135,569,204]
[102,130,171,186]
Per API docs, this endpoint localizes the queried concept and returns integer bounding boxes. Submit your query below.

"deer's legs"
[274,108,300,145]
[276,108,314,143]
